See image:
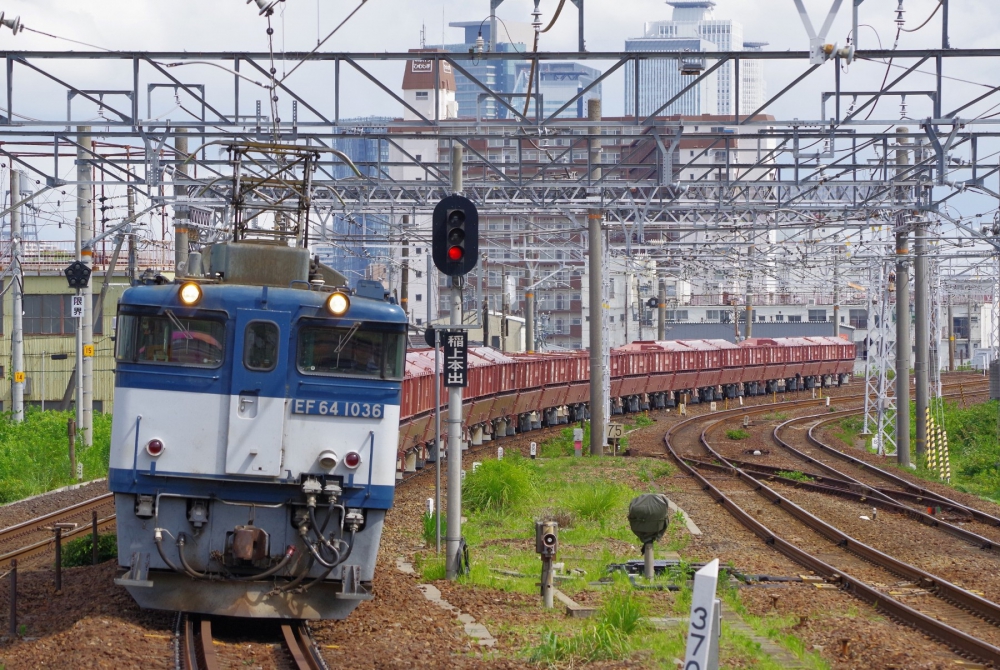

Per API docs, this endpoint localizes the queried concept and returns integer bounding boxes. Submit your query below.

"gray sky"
[2,0,998,236]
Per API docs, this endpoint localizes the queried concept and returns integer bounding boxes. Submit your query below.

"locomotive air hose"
[232,545,297,582]
[276,554,316,593]
[154,529,185,575]
[177,533,208,579]
[299,530,357,593]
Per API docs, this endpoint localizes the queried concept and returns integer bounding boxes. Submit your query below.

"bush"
[61,533,117,568]
[725,428,750,440]
[776,470,813,482]
[463,458,535,512]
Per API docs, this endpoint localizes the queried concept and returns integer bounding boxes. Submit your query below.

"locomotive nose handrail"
[131,414,143,484]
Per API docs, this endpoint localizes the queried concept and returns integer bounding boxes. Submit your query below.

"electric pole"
[10,170,23,422]
[78,126,94,447]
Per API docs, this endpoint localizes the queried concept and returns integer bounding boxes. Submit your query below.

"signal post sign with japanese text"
[443,331,468,388]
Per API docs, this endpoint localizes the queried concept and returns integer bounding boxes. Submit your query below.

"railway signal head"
[64,260,91,289]
[433,194,478,276]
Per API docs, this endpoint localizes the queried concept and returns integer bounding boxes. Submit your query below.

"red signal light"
[448,246,464,261]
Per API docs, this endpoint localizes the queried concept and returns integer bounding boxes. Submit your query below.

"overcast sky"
[2,0,998,236]
[2,0,993,121]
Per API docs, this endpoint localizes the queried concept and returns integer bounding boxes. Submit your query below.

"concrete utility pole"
[10,170,23,422]
[525,275,535,353]
[174,129,189,278]
[445,144,465,580]
[895,128,911,467]
[400,215,410,321]
[948,300,955,371]
[78,127,94,447]
[744,243,753,340]
[588,209,605,456]
[127,187,137,285]
[657,278,666,340]
[833,253,840,337]
[914,220,929,459]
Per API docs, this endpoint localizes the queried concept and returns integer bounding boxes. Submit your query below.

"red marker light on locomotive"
[344,451,362,469]
[447,246,464,261]
[146,439,165,457]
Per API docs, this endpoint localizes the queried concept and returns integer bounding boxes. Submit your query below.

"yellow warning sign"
[83,345,94,357]
[13,371,24,383]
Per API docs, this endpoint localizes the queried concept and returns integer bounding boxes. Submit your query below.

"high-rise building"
[430,21,533,119]
[512,62,602,119]
[624,1,766,117]
[313,117,393,283]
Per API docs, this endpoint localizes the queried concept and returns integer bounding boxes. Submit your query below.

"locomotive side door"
[226,308,292,476]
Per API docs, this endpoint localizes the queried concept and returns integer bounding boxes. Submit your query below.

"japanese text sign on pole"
[71,295,85,318]
[683,558,721,670]
[443,331,468,388]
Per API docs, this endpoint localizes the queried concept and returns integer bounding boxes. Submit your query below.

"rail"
[664,397,1000,665]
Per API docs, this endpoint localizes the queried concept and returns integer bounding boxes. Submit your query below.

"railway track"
[0,492,116,565]
[178,613,327,670]
[665,393,1000,666]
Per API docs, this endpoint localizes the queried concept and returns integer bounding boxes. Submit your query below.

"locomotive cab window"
[244,321,279,371]
[116,311,225,368]
[297,323,404,380]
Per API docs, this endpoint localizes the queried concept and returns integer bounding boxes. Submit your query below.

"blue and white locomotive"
[109,241,406,619]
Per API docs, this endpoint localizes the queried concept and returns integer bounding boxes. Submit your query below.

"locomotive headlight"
[179,281,203,306]
[343,451,362,469]
[146,438,165,457]
[326,291,350,316]
[318,450,338,469]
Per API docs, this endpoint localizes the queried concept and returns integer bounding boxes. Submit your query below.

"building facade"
[624,0,766,117]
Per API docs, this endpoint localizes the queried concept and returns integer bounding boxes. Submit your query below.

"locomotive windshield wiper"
[164,309,194,340]
[332,322,360,354]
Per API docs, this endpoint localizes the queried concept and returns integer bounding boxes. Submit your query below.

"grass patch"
[421,512,446,546]
[0,409,112,503]
[761,411,789,422]
[776,470,814,482]
[832,415,865,449]
[633,413,654,428]
[569,482,632,522]
[463,455,535,513]
[61,533,117,568]
[725,428,750,440]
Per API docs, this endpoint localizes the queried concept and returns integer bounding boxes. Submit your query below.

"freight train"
[395,337,855,472]
[109,242,854,619]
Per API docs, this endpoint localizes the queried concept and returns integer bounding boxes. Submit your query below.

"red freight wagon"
[740,338,786,381]
[680,340,722,388]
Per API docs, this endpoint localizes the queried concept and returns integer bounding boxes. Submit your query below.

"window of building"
[415,271,422,279]
[788,315,802,323]
[953,316,970,339]
[414,154,422,161]
[849,309,867,329]
[415,91,429,100]
[775,314,784,322]
[706,310,720,321]
[808,309,827,322]
[415,318,423,325]
[572,318,581,326]
[690,150,694,156]
[415,294,422,302]
[690,173,695,180]
[24,294,103,335]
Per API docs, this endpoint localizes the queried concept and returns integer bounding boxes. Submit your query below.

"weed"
[421,512,446,546]
[569,482,630,521]
[775,470,813,482]
[414,553,446,581]
[61,533,117,567]
[0,409,112,503]
[634,414,654,428]
[651,462,674,479]
[463,458,535,512]
[761,412,789,422]
[600,581,647,635]
[725,428,750,440]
